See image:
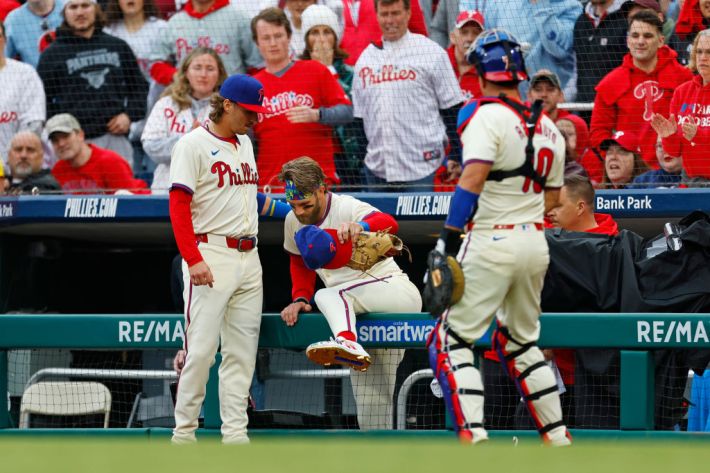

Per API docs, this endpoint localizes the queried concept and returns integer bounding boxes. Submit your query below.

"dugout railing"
[1,312,709,431]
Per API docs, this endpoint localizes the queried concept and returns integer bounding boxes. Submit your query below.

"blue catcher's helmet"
[465,29,528,83]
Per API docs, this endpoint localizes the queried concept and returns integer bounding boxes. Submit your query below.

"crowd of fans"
[1,0,710,194]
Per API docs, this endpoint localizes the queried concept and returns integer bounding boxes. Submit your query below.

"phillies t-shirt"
[254,60,351,187]
[52,145,148,194]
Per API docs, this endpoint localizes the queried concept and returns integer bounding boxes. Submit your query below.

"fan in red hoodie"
[590,11,693,169]
[651,30,710,183]
[482,173,618,429]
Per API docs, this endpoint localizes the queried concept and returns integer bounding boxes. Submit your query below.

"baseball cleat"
[306,336,371,372]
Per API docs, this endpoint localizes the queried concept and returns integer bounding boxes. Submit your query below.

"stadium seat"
[19,381,112,428]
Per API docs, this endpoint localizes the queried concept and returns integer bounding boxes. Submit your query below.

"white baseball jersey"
[283,191,421,431]
[0,59,46,162]
[143,95,211,193]
[170,125,259,237]
[151,6,261,76]
[461,103,565,226]
[352,32,463,181]
[283,192,403,287]
[104,17,167,82]
[434,99,571,446]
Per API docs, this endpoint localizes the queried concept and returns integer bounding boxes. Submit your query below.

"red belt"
[469,223,544,231]
[196,234,257,251]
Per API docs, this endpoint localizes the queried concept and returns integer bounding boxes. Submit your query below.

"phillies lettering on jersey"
[352,32,463,182]
[357,65,417,88]
[253,60,351,186]
[0,112,18,124]
[175,37,231,61]
[259,91,315,120]
[211,161,259,187]
[165,108,187,134]
[170,125,259,237]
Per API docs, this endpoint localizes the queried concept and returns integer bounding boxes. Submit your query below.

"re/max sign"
[637,320,709,344]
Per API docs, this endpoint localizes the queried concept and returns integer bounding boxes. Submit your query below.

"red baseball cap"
[455,10,484,30]
[600,130,641,154]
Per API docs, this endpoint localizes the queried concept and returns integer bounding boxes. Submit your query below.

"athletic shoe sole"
[306,344,371,372]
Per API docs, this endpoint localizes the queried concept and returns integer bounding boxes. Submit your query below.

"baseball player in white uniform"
[351,0,464,189]
[427,30,571,446]
[169,74,268,445]
[279,157,422,429]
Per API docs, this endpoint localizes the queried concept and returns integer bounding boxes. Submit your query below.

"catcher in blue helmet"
[423,28,570,446]
[466,28,528,84]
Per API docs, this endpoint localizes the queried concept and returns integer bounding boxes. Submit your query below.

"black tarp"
[540,211,710,429]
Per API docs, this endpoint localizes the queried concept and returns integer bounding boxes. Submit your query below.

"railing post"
[0,350,8,428]
[203,353,222,429]
[620,350,655,430]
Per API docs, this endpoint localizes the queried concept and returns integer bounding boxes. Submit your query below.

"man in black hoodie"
[37,0,147,168]
[574,0,629,106]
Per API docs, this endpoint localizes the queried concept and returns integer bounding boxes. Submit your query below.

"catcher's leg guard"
[492,326,571,446]
[426,320,487,443]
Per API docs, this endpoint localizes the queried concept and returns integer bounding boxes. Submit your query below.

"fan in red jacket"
[590,11,693,169]
[340,0,427,66]
[446,10,484,102]
[651,31,710,182]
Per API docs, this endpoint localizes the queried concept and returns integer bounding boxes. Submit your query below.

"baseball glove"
[423,249,465,318]
[347,230,409,272]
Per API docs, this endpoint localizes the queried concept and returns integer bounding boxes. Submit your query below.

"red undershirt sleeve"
[290,254,317,302]
[150,61,178,86]
[361,212,399,233]
[169,187,203,267]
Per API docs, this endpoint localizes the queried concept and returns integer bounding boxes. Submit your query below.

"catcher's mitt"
[347,230,409,272]
[423,249,464,317]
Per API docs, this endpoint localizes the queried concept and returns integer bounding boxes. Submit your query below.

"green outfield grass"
[1,436,709,473]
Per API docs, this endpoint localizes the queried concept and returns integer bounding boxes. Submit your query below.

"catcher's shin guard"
[492,326,571,446]
[426,321,487,443]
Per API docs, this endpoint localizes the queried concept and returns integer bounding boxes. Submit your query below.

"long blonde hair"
[689,29,710,74]
[161,48,227,111]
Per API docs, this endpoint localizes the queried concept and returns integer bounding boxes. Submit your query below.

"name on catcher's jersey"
[170,125,259,238]
[461,102,565,226]
[283,192,403,287]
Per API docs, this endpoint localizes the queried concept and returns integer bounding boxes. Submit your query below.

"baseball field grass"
[1,434,709,473]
